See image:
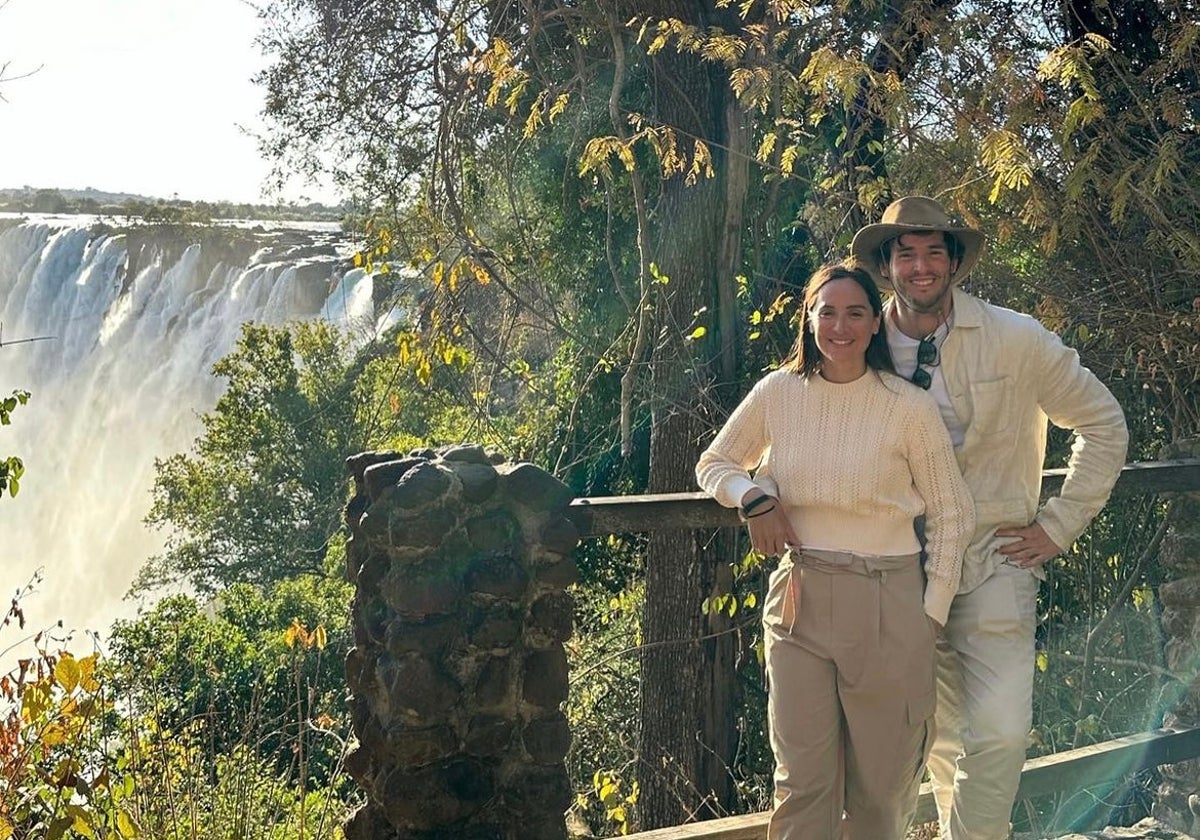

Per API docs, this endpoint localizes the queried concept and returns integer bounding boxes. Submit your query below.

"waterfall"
[0,216,384,648]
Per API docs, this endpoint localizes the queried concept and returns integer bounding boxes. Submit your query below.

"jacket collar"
[950,287,984,328]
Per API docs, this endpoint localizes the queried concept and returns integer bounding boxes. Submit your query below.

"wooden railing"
[565,458,1200,840]
[569,459,1200,538]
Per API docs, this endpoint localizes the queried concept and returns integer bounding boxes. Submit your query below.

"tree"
[140,322,372,594]
[253,0,1198,830]
[107,574,353,785]
[256,0,801,823]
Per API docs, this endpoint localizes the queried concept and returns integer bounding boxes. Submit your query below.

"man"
[850,196,1129,840]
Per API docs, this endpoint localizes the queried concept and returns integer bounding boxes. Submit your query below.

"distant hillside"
[0,186,349,223]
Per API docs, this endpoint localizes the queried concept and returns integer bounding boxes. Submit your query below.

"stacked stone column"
[341,445,580,840]
[1152,438,1200,833]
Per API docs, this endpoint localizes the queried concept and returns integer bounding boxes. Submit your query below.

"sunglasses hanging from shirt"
[912,333,940,390]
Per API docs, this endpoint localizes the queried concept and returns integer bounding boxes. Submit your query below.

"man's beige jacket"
[930,287,1129,594]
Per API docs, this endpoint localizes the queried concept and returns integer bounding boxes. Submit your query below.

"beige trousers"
[763,550,936,840]
[926,562,1040,840]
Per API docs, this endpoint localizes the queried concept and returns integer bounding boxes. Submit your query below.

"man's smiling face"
[882,231,959,317]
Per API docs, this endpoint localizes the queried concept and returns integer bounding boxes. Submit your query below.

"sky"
[0,0,338,205]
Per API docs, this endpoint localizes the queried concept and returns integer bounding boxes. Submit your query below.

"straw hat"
[850,196,985,289]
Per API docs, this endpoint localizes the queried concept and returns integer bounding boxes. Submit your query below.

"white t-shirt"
[886,310,966,448]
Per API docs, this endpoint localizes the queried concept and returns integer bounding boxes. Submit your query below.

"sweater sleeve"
[905,392,975,624]
[695,378,771,509]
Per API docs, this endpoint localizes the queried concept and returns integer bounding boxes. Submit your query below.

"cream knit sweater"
[696,368,974,624]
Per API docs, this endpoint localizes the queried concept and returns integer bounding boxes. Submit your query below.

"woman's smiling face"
[807,276,880,380]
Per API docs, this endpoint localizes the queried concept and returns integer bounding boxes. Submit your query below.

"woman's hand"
[740,490,799,557]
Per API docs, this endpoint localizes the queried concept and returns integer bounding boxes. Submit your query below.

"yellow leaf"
[1036,650,1049,672]
[616,142,636,172]
[471,261,491,286]
[549,92,570,122]
[780,145,798,175]
[72,815,96,839]
[55,656,81,693]
[523,105,543,139]
[315,625,328,651]
[284,620,301,649]
[756,132,777,162]
[687,326,707,340]
[42,721,67,747]
[353,253,363,268]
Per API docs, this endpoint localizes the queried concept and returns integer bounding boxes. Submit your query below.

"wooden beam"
[615,727,1200,840]
[1015,726,1200,798]
[1042,458,1200,498]
[569,459,1200,538]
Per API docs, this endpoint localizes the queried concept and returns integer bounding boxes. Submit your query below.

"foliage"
[0,592,350,840]
[140,322,375,594]
[107,574,352,787]
[0,648,121,840]
[0,390,29,501]
[566,580,643,835]
[238,0,1200,832]
[0,187,346,223]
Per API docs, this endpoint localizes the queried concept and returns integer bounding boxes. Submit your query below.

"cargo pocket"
[762,563,791,629]
[907,687,937,778]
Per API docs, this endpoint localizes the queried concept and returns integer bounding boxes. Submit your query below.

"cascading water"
[0,215,385,650]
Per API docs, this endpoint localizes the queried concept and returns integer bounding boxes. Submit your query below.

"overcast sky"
[0,0,337,205]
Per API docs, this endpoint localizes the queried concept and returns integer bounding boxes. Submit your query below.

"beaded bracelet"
[740,493,773,515]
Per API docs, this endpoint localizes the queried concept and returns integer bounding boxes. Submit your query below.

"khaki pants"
[763,550,936,840]
[927,562,1039,840]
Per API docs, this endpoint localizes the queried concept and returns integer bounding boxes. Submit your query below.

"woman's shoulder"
[876,371,940,412]
[876,370,923,397]
[754,367,806,392]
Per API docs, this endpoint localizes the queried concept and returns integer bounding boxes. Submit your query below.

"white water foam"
[0,217,388,654]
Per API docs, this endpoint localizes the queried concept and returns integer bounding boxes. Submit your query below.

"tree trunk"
[633,2,749,828]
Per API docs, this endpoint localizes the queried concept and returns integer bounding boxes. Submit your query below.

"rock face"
[1029,816,1198,838]
[342,445,579,840]
[1152,439,1200,836]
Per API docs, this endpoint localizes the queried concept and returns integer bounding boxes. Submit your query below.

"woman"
[696,264,974,840]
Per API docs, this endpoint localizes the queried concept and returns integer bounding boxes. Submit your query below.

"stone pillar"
[1152,438,1200,833]
[341,445,580,840]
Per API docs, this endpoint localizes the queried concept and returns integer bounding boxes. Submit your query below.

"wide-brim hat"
[850,196,985,290]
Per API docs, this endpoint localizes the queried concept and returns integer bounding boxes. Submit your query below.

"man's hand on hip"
[995,522,1063,569]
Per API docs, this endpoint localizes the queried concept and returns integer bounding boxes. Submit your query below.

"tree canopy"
[235,0,1200,829]
[140,323,371,594]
